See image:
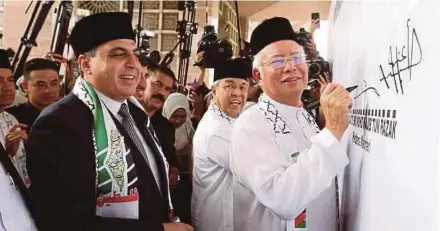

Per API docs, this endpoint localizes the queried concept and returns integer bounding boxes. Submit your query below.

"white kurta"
[242,101,256,111]
[230,93,349,231]
[191,103,235,231]
[0,111,29,187]
[0,162,37,231]
[0,111,35,230]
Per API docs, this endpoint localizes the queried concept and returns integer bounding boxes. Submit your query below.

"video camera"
[195,25,233,68]
[138,29,161,67]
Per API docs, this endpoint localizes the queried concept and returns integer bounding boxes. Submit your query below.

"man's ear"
[21,81,29,94]
[211,86,217,98]
[77,54,92,75]
[252,68,261,82]
[252,68,264,88]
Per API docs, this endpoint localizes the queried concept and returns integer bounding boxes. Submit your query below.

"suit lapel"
[128,103,170,204]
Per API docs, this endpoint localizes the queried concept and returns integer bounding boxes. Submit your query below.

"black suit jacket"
[6,102,41,128]
[150,112,179,169]
[26,93,170,231]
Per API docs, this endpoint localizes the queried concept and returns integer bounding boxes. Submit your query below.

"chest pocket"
[275,132,302,164]
[275,110,320,165]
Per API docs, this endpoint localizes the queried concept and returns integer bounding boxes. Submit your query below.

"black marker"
[305,85,358,111]
[345,85,358,93]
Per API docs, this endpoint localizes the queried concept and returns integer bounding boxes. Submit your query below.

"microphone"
[305,85,358,111]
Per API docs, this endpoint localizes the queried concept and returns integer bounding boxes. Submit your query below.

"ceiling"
[237,1,278,17]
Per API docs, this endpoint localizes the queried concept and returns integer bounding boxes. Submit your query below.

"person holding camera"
[230,17,352,231]
[296,19,331,129]
[188,51,210,126]
[306,72,331,129]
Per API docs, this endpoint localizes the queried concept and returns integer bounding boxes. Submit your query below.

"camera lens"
[148,50,161,65]
[309,62,321,79]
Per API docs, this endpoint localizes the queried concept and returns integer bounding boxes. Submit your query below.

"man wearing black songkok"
[0,48,36,230]
[229,17,353,231]
[191,58,251,231]
[26,12,193,231]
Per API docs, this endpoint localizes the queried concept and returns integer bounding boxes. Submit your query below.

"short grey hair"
[211,80,220,89]
[83,48,97,57]
[252,52,262,69]
[252,51,265,75]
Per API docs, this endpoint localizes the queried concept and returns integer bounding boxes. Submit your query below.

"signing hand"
[320,83,353,140]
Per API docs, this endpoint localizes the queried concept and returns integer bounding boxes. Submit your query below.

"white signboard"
[328,1,440,231]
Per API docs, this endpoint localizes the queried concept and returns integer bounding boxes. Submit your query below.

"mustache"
[151,94,165,102]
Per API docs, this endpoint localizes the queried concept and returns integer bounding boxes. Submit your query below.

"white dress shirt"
[242,101,256,111]
[230,93,349,231]
[94,90,161,189]
[191,103,235,231]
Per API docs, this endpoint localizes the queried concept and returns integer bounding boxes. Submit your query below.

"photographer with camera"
[295,19,332,129]
[195,25,233,69]
[309,72,331,129]
[189,51,210,125]
[189,24,235,125]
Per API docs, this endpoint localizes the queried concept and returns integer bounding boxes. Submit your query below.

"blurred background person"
[162,92,195,226]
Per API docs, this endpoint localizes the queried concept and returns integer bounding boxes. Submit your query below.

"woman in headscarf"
[162,93,195,174]
[162,93,195,224]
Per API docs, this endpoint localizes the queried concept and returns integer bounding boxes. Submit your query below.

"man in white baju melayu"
[230,17,353,231]
[191,58,251,231]
[0,49,36,231]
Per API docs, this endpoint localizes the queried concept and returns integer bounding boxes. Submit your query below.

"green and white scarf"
[72,77,172,219]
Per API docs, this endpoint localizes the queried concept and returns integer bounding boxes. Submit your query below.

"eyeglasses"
[261,55,306,69]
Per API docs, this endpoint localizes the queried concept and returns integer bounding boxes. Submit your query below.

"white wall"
[246,1,330,60]
[248,1,331,30]
[329,1,440,230]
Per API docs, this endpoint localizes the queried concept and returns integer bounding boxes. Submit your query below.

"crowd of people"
[0,11,353,231]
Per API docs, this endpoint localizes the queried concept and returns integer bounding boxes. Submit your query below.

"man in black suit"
[26,12,192,231]
[136,64,179,187]
[136,64,192,224]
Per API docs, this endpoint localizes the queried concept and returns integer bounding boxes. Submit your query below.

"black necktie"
[118,103,151,167]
